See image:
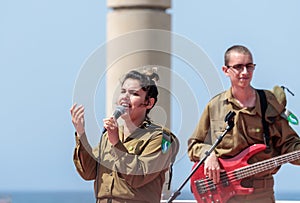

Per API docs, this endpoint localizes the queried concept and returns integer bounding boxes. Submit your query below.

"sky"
[1,0,300,201]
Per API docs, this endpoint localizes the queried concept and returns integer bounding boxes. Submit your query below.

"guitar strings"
[196,151,300,192]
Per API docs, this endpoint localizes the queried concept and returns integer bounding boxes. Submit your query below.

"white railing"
[161,201,300,203]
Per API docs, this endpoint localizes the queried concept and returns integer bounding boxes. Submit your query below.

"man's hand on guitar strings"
[204,152,220,184]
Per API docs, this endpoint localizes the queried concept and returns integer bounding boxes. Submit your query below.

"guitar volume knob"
[201,197,207,202]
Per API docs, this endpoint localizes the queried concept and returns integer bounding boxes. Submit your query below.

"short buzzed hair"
[224,45,253,65]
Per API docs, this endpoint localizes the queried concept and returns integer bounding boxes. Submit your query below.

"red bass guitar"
[190,144,300,203]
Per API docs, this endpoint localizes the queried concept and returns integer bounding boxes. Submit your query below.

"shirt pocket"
[210,119,233,150]
[211,119,229,146]
[244,120,264,144]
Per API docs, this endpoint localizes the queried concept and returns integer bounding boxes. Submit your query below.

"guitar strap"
[257,89,271,151]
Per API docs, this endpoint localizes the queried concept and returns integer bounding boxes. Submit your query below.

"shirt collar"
[223,88,261,116]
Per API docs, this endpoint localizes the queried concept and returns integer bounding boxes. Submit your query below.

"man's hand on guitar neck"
[204,152,220,184]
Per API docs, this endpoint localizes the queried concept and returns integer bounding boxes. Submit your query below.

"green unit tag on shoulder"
[288,113,299,125]
[161,132,171,154]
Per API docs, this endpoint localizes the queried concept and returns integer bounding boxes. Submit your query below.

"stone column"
[106,0,172,199]
[106,0,171,129]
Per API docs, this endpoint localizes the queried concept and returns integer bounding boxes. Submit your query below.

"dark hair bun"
[142,67,159,83]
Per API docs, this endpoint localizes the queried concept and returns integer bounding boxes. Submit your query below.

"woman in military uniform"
[71,70,178,203]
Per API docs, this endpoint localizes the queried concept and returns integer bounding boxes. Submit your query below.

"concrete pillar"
[106,0,171,129]
[106,0,172,199]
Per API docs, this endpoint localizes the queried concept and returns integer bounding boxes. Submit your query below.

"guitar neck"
[235,150,300,180]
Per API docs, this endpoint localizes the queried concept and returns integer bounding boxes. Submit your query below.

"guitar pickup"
[221,171,230,187]
[207,179,217,191]
[195,179,207,194]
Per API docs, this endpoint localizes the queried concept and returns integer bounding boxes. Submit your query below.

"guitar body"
[191,144,266,203]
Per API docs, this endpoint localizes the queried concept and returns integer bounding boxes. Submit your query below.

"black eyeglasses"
[226,63,256,72]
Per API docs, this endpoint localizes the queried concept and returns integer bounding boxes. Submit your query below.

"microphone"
[224,111,236,131]
[224,111,236,123]
[102,106,126,134]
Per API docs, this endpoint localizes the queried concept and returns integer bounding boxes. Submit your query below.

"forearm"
[188,139,214,161]
[73,132,97,180]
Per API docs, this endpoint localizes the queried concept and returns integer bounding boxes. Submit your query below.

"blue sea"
[0,191,299,203]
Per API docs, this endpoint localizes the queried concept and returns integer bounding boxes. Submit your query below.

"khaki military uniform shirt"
[74,121,178,203]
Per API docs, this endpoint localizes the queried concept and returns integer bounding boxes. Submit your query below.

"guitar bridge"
[195,177,217,195]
